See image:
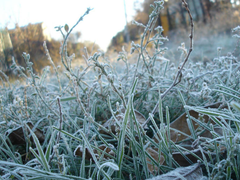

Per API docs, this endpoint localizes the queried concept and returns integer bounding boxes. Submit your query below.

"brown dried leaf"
[150,139,218,167]
[96,144,115,159]
[74,145,94,160]
[172,148,211,166]
[146,163,206,180]
[146,147,165,174]
[146,147,214,172]
[6,122,45,145]
[170,102,225,142]
[100,107,147,135]
[100,112,124,135]
[134,109,147,125]
[151,102,226,168]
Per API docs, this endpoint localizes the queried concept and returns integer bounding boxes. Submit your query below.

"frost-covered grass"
[1,1,240,179]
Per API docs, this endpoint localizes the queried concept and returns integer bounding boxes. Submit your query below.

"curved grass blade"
[98,162,119,180]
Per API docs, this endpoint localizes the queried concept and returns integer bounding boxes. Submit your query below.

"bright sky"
[0,0,144,51]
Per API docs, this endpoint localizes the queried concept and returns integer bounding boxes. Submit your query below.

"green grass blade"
[45,130,57,162]
[0,135,22,164]
[178,89,196,139]
[60,96,77,102]
[0,160,90,179]
[149,113,167,148]
[116,94,131,178]
[159,88,164,124]
[185,105,230,119]
[214,89,240,101]
[0,166,22,179]
[131,110,149,178]
[216,84,240,97]
[117,78,138,178]
[26,124,50,172]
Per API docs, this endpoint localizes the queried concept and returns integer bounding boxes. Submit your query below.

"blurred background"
[1,0,240,76]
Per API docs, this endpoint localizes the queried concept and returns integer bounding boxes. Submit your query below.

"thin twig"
[56,8,92,90]
[142,0,194,128]
[74,79,88,116]
[60,8,92,71]
[43,41,62,91]
[56,97,63,144]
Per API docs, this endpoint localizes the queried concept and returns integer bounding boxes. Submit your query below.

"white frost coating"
[146,163,207,180]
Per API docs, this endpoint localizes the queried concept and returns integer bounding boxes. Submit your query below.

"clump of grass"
[0,0,240,179]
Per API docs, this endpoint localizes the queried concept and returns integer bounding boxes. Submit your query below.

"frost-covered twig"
[43,41,62,91]
[60,8,92,72]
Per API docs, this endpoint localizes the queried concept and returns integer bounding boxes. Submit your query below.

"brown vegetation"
[0,22,99,76]
[108,0,240,52]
